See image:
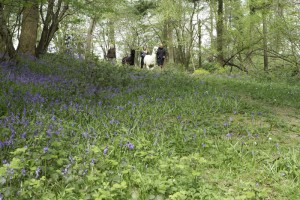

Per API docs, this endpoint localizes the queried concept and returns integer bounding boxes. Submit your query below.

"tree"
[36,0,69,57]
[85,16,97,58]
[216,0,224,67]
[18,0,39,55]
[0,3,16,59]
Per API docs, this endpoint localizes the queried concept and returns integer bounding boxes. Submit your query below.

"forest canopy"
[0,0,299,76]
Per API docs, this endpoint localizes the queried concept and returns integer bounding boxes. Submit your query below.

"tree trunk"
[216,0,224,66]
[36,0,68,57]
[184,1,198,70]
[0,35,5,52]
[274,0,283,52]
[86,17,97,58]
[0,3,16,59]
[108,20,115,47]
[209,1,215,50]
[262,11,268,72]
[162,19,174,64]
[18,1,39,56]
[198,19,202,68]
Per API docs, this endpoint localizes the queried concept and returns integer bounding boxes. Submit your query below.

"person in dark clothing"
[107,45,116,64]
[156,43,166,69]
[122,49,135,66]
[140,46,148,68]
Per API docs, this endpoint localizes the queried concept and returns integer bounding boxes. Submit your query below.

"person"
[140,46,148,68]
[106,45,116,64]
[156,43,166,69]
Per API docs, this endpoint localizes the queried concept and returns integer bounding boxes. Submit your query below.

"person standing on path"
[156,43,166,69]
[107,45,116,64]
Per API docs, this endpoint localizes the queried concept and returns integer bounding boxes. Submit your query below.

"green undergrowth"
[0,54,299,199]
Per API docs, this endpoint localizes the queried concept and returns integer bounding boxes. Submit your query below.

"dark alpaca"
[122,49,135,65]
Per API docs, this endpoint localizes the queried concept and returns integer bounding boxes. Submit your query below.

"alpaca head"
[152,47,158,54]
[130,49,135,56]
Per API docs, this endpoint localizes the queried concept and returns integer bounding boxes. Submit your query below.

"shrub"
[193,68,210,75]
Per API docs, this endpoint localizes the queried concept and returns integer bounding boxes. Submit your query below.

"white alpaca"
[144,47,158,70]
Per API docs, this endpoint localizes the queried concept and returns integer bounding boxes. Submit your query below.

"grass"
[0,54,300,199]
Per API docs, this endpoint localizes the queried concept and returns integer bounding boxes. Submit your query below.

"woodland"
[1,0,300,199]
[0,0,299,75]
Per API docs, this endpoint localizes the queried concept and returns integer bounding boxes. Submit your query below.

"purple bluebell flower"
[7,168,14,176]
[109,119,120,125]
[83,169,88,175]
[43,147,49,153]
[103,146,108,155]
[35,166,41,178]
[127,142,134,150]
[258,112,262,116]
[69,155,74,163]
[82,132,88,138]
[226,133,232,138]
[46,129,52,137]
[21,132,27,139]
[21,168,26,176]
[201,143,206,148]
[62,164,71,175]
[4,139,13,146]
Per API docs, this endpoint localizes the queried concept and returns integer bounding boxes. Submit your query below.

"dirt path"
[240,95,300,141]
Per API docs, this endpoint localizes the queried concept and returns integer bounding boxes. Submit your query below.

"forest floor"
[1,56,300,199]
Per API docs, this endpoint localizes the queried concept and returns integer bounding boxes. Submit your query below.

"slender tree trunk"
[0,36,4,52]
[262,11,268,72]
[18,1,39,56]
[162,19,174,64]
[198,19,202,68]
[108,20,115,46]
[184,1,197,70]
[209,1,215,50]
[246,0,256,70]
[274,0,283,52]
[0,3,16,59]
[216,0,224,66]
[36,0,68,57]
[86,17,97,58]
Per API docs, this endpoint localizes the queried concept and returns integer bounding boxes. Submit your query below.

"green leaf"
[10,158,23,169]
[10,147,27,155]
